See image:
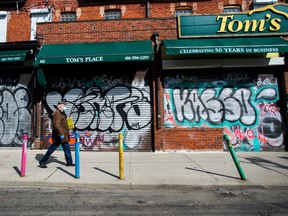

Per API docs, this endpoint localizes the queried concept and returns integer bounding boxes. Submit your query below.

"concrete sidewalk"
[0,149,288,188]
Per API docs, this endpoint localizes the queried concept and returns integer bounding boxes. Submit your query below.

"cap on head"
[57,101,66,106]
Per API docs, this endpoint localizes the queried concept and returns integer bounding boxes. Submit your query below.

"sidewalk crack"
[182,154,220,182]
[43,168,60,182]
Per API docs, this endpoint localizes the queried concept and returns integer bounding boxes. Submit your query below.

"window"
[30,9,52,40]
[61,12,76,22]
[223,5,242,13]
[175,7,192,17]
[0,11,7,42]
[104,9,121,20]
[253,0,278,9]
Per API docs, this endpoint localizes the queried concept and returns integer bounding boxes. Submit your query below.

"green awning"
[36,67,47,87]
[36,41,154,65]
[162,37,288,56]
[0,50,28,62]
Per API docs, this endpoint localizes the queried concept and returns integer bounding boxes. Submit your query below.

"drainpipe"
[151,32,161,129]
[16,1,19,14]
[151,32,159,54]
[146,0,150,18]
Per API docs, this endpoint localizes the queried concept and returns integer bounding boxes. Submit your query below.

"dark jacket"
[52,108,69,144]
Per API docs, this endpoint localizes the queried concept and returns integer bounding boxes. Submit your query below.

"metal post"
[118,133,124,180]
[20,133,28,177]
[223,135,247,180]
[75,131,80,179]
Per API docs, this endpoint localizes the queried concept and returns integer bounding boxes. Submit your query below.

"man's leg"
[61,142,73,165]
[39,143,58,166]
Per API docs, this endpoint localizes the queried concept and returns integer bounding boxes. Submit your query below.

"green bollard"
[223,135,247,180]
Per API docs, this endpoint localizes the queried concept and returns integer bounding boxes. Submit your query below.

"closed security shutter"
[163,68,285,152]
[40,66,153,151]
[0,72,33,147]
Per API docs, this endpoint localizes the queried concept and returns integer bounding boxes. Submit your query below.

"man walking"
[39,101,74,168]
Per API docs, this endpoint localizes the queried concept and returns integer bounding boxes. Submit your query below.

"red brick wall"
[150,0,250,17]
[6,0,48,42]
[161,128,224,151]
[7,12,30,42]
[36,18,177,44]
[5,0,251,42]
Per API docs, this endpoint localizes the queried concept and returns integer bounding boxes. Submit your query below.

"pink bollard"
[20,133,28,177]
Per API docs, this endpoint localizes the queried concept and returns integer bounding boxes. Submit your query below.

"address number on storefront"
[124,56,150,61]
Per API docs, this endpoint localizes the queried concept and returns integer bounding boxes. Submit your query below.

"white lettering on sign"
[65,56,104,63]
[252,48,279,52]
[0,57,21,62]
[180,49,214,54]
[223,48,245,53]
[179,47,279,54]
[65,57,84,63]
[124,55,150,61]
[84,56,103,62]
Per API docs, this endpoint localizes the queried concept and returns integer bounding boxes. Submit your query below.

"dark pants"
[40,142,73,165]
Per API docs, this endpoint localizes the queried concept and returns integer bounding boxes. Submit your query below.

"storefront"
[35,40,154,151]
[0,41,39,147]
[158,3,288,151]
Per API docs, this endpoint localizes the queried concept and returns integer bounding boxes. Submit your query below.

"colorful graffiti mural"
[41,71,152,151]
[163,72,285,151]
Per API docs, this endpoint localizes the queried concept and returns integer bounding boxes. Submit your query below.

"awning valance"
[162,37,288,56]
[0,50,29,63]
[36,41,154,65]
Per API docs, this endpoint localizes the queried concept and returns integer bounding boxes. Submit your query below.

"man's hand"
[60,135,64,140]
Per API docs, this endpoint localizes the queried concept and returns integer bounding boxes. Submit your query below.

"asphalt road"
[0,184,288,216]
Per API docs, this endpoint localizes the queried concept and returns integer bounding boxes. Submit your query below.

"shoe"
[66,163,75,166]
[39,161,47,168]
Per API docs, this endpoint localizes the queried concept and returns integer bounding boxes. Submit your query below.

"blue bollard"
[74,130,80,179]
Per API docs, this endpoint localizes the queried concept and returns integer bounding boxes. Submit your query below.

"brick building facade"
[1,0,287,152]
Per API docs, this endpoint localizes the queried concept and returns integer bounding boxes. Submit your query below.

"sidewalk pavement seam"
[44,167,62,182]
[182,153,220,182]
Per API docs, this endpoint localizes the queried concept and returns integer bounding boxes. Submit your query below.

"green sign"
[36,41,154,65]
[38,54,152,64]
[162,36,288,56]
[0,50,27,62]
[178,3,288,38]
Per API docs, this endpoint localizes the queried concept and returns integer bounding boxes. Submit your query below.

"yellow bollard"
[118,133,124,180]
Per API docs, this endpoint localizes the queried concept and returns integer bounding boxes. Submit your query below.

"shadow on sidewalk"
[94,167,119,179]
[13,153,66,177]
[35,154,66,166]
[57,167,75,178]
[242,157,288,176]
[185,167,240,180]
[13,166,21,176]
